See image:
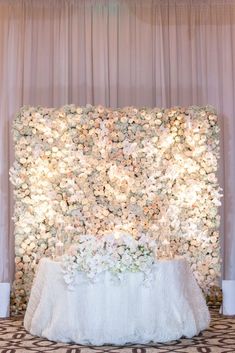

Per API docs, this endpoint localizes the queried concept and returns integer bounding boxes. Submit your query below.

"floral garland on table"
[61,233,156,289]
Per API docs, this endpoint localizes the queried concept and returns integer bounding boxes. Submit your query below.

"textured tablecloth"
[24,257,210,345]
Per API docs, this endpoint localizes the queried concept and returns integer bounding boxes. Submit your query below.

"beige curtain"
[0,0,234,283]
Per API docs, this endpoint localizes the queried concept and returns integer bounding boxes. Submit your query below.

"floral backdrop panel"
[10,105,222,313]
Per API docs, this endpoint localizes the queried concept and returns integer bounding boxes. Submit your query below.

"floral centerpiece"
[62,233,156,289]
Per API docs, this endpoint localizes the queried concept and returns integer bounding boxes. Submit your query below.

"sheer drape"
[0,0,234,283]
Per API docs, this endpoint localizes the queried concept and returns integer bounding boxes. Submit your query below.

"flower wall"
[10,105,221,313]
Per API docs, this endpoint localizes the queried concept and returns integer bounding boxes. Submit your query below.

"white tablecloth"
[24,257,210,345]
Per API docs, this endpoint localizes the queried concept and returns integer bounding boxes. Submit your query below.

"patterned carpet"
[0,307,234,353]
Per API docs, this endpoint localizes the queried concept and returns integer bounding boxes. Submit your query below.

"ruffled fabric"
[24,257,210,345]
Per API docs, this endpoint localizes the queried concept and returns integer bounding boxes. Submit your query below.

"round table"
[24,257,210,345]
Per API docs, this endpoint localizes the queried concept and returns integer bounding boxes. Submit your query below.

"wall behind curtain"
[0,0,234,283]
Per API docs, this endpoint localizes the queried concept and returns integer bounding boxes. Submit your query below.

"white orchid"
[61,233,156,288]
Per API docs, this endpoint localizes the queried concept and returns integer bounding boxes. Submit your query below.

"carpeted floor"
[0,307,234,353]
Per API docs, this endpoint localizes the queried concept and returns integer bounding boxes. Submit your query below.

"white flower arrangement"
[10,104,222,313]
[62,233,156,289]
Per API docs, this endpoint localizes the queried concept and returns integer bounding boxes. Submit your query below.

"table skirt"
[24,257,210,345]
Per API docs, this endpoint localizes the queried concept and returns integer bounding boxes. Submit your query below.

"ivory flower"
[10,104,222,313]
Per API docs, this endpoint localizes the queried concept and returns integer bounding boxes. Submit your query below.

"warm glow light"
[10,104,222,313]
